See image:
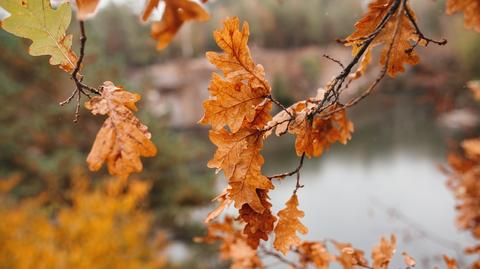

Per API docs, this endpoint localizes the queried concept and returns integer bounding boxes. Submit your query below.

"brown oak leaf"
[297,241,335,269]
[333,241,369,269]
[371,235,396,269]
[273,194,308,255]
[344,0,423,77]
[446,0,480,32]
[290,108,353,158]
[141,0,210,50]
[238,190,277,249]
[85,81,157,179]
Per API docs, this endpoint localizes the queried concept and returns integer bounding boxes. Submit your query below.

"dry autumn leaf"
[75,0,100,20]
[273,194,308,255]
[85,81,157,179]
[238,190,276,249]
[443,255,458,269]
[402,252,416,268]
[0,0,78,72]
[333,241,369,269]
[446,0,480,32]
[297,241,335,269]
[468,80,480,101]
[371,235,396,269]
[142,0,210,50]
[344,0,422,77]
[290,108,354,158]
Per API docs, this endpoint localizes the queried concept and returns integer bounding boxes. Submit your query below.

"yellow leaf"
[0,0,78,72]
[85,81,157,179]
[273,194,308,255]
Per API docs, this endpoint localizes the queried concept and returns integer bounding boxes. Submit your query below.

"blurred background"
[0,0,480,268]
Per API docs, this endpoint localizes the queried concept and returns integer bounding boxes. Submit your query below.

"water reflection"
[259,92,474,267]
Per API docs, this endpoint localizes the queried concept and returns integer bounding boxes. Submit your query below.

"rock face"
[131,46,358,127]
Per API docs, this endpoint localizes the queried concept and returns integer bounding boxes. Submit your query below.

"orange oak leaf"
[238,190,277,249]
[85,81,157,179]
[297,241,335,269]
[206,17,271,92]
[207,129,273,213]
[205,187,232,223]
[344,0,423,77]
[75,0,100,20]
[290,108,353,158]
[443,255,458,269]
[200,74,270,133]
[446,0,480,32]
[273,194,308,255]
[141,0,210,50]
[371,235,396,269]
[333,241,369,269]
[195,217,264,269]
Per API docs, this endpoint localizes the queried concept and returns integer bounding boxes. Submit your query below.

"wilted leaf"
[238,190,277,249]
[0,0,78,72]
[85,81,157,179]
[443,255,458,269]
[273,194,308,255]
[333,241,369,269]
[205,187,232,223]
[142,0,210,50]
[75,0,100,20]
[344,0,422,77]
[371,235,396,269]
[290,108,353,158]
[446,0,480,32]
[297,241,335,269]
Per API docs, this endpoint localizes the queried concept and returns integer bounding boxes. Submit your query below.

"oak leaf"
[344,0,422,77]
[443,255,458,269]
[333,241,369,269]
[238,190,277,249]
[402,252,416,268]
[273,194,308,255]
[0,0,78,72]
[446,0,480,32]
[297,241,335,269]
[205,187,232,223]
[371,235,396,269]
[290,108,353,158]
[75,0,100,20]
[468,80,480,101]
[200,73,270,133]
[142,0,210,50]
[85,81,157,179]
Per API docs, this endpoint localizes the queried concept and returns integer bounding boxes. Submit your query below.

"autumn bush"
[0,0,479,268]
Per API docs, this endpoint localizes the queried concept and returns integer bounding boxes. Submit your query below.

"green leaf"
[0,0,77,72]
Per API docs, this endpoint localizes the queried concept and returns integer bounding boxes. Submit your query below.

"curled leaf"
[75,0,100,20]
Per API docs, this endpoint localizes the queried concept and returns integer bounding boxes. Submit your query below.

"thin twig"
[260,245,302,269]
[59,20,99,122]
[267,153,306,180]
[323,54,345,69]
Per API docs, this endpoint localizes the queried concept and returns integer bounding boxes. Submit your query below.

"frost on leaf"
[75,0,100,20]
[85,81,157,179]
[273,194,308,255]
[371,235,396,269]
[446,0,480,32]
[141,0,210,50]
[343,0,423,77]
[0,0,78,72]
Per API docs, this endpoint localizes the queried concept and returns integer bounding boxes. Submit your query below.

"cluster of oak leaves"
[0,0,479,268]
